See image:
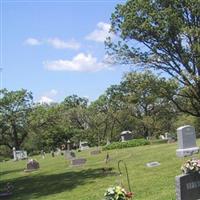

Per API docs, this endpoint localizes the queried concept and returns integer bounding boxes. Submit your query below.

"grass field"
[0,140,200,200]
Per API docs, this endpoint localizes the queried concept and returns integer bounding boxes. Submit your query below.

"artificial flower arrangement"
[181,158,200,174]
[104,186,133,200]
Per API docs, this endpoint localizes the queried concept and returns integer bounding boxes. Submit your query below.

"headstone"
[13,148,27,161]
[67,140,71,151]
[120,131,133,142]
[105,152,110,164]
[65,150,76,160]
[159,135,166,140]
[79,141,89,150]
[90,150,101,155]
[175,173,200,200]
[176,125,199,157]
[165,132,171,139]
[41,150,45,159]
[24,159,39,172]
[0,183,13,197]
[146,161,160,168]
[71,158,86,166]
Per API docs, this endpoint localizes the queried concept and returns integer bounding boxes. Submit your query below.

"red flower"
[125,192,133,198]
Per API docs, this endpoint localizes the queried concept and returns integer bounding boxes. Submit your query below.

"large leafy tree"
[0,89,33,150]
[28,103,69,151]
[62,95,89,143]
[106,0,200,117]
[88,90,123,144]
[120,71,178,137]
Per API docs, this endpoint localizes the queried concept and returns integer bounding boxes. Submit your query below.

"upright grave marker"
[65,151,76,160]
[24,159,40,172]
[175,173,200,200]
[120,131,133,142]
[176,125,199,157]
[13,147,27,161]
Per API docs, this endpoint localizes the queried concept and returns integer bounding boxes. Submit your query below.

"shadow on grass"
[0,169,25,177]
[0,168,115,200]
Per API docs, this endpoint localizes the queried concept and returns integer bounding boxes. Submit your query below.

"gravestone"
[146,161,160,168]
[24,159,39,172]
[65,150,76,160]
[176,125,199,157]
[13,147,27,161]
[71,158,86,166]
[90,149,101,155]
[0,183,13,197]
[175,173,200,200]
[79,141,89,150]
[105,152,110,164]
[120,131,133,142]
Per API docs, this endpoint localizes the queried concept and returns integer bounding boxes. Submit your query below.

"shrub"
[103,139,150,150]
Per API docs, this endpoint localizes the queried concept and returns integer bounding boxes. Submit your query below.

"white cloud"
[24,37,80,50]
[43,53,110,72]
[85,22,113,42]
[47,38,80,50]
[38,89,59,104]
[25,38,41,46]
[39,96,54,104]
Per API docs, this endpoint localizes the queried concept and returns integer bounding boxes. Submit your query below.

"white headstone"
[120,130,133,142]
[176,125,199,157]
[13,150,27,161]
[12,147,17,161]
[79,141,89,150]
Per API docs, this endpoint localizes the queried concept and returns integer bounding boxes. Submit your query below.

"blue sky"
[1,0,130,103]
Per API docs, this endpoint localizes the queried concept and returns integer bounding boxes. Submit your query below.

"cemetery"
[0,134,200,200]
[1,0,200,200]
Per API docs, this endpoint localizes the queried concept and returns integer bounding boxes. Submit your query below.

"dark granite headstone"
[71,158,86,166]
[175,173,200,200]
[120,131,133,142]
[24,159,39,172]
[90,150,101,155]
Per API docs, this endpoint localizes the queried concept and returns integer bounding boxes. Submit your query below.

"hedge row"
[103,139,150,150]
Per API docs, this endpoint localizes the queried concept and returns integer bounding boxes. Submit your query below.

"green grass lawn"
[0,140,200,200]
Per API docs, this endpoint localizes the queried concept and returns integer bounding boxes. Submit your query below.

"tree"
[29,103,73,151]
[62,95,89,143]
[0,89,33,150]
[106,0,200,117]
[119,71,178,137]
[88,92,122,143]
[63,95,88,109]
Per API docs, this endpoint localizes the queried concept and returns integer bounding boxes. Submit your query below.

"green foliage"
[63,94,88,108]
[103,139,150,150]
[0,89,33,150]
[107,0,200,117]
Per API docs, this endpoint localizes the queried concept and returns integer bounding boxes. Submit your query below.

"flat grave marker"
[146,161,160,168]
[71,158,87,166]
